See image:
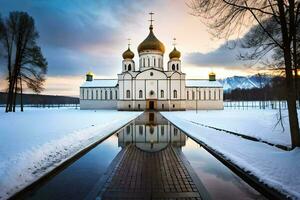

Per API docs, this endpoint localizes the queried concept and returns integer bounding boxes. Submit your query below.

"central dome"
[138,25,165,54]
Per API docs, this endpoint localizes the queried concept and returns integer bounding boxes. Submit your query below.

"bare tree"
[0,11,47,112]
[189,0,300,148]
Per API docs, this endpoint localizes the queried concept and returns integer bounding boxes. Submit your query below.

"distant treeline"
[0,92,79,105]
[225,76,300,101]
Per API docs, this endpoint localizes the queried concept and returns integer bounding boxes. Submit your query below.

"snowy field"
[0,108,140,200]
[162,110,300,199]
[165,108,300,147]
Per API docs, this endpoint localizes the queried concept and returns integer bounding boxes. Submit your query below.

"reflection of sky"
[182,138,264,199]
[0,0,261,95]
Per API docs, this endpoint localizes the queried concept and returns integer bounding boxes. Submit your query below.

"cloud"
[184,40,247,68]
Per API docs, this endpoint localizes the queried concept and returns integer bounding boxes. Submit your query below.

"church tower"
[137,12,165,71]
[122,39,135,72]
[168,38,181,72]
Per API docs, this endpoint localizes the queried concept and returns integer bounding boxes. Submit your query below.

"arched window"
[91,90,94,99]
[126,126,130,134]
[204,90,206,100]
[143,58,145,67]
[158,58,160,67]
[128,64,131,71]
[110,90,113,99]
[154,58,156,67]
[124,64,127,71]
[199,91,201,100]
[96,90,98,99]
[138,104,141,109]
[139,125,143,135]
[214,90,217,100]
[115,90,118,99]
[126,90,130,98]
[172,64,175,70]
[176,64,179,70]
[173,90,177,98]
[219,89,222,100]
[192,91,195,100]
[100,90,102,99]
[160,90,164,98]
[174,128,178,136]
[148,58,150,67]
[187,91,189,100]
[87,90,89,99]
[209,90,211,100]
[139,90,143,98]
[105,91,107,100]
[161,126,164,135]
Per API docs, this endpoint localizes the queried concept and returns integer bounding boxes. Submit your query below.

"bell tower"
[168,38,181,72]
[122,39,135,72]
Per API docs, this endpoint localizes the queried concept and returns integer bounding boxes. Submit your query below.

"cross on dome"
[149,12,154,26]
[127,38,131,48]
[173,38,177,47]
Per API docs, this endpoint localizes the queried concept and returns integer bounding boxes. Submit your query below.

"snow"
[166,108,297,147]
[0,108,140,200]
[81,79,118,87]
[186,79,222,87]
[162,111,300,199]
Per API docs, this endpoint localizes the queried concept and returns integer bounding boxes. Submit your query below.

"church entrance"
[147,100,157,110]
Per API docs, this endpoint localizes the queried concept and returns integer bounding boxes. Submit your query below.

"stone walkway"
[99,144,202,200]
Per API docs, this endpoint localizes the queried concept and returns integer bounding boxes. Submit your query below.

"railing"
[224,100,300,109]
[0,104,79,109]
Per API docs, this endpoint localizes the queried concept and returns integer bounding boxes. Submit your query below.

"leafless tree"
[189,0,300,148]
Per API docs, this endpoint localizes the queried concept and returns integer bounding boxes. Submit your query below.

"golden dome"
[169,47,181,59]
[209,72,216,76]
[122,48,134,59]
[86,71,94,76]
[138,25,165,54]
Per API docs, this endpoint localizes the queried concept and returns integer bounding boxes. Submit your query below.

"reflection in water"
[22,112,265,200]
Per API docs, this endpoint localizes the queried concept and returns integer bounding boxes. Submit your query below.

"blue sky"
[0,0,259,95]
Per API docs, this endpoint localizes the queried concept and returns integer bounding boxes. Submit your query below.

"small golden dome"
[209,72,216,81]
[169,47,181,59]
[122,48,134,59]
[86,71,94,76]
[138,25,165,54]
[209,72,215,76]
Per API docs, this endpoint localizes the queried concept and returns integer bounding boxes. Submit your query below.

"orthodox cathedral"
[80,15,223,111]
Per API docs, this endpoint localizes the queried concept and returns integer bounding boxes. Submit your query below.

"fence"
[0,104,79,109]
[224,101,300,110]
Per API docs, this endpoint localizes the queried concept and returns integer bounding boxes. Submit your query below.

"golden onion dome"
[122,48,134,59]
[169,47,181,59]
[209,72,216,76]
[138,25,165,54]
[86,71,94,76]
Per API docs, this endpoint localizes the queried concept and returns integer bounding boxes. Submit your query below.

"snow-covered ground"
[0,108,140,200]
[162,111,300,199]
[165,108,299,147]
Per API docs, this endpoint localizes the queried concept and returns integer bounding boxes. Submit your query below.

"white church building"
[80,17,223,111]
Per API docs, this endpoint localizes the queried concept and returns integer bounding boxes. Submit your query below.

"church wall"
[80,99,117,109]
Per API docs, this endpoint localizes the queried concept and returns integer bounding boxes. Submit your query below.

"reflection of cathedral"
[80,14,223,110]
[117,112,186,152]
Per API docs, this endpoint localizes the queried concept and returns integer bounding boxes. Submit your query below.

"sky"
[0,0,262,96]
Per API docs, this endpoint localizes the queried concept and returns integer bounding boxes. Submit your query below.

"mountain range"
[219,75,272,91]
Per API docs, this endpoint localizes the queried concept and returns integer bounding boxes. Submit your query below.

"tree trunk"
[20,76,23,112]
[277,0,300,148]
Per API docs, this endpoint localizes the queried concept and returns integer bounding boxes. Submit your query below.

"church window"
[161,126,164,135]
[219,89,221,100]
[173,90,177,98]
[124,64,127,71]
[126,126,130,134]
[105,91,107,100]
[138,104,141,109]
[100,90,103,100]
[143,58,145,67]
[162,104,164,109]
[154,58,156,67]
[128,104,131,108]
[172,64,175,71]
[173,104,175,108]
[209,90,211,100]
[204,90,206,100]
[91,90,94,99]
[150,90,154,96]
[150,127,154,134]
[110,90,113,99]
[148,58,150,67]
[199,91,201,100]
[126,90,130,98]
[214,90,217,100]
[96,90,98,99]
[174,128,178,136]
[139,125,143,135]
[150,72,153,76]
[187,91,189,100]
[160,90,164,98]
[128,64,131,71]
[139,90,143,98]
[192,91,195,100]
[176,64,179,70]
[115,90,118,99]
[158,58,160,67]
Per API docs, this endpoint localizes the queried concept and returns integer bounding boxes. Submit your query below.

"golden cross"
[173,38,177,47]
[127,38,131,48]
[149,12,154,25]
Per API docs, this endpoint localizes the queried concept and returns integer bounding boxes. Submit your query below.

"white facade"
[80,24,223,111]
